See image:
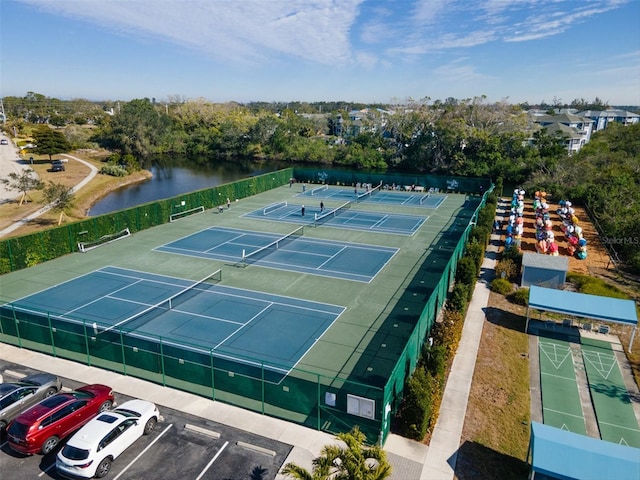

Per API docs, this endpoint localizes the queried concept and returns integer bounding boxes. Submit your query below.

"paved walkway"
[0,153,98,237]
[420,208,502,479]
[0,135,32,202]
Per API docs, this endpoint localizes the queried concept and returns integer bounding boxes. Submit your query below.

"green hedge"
[0,168,293,273]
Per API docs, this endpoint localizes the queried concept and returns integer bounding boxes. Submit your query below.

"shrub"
[566,272,628,299]
[494,259,517,282]
[455,256,478,286]
[491,277,513,295]
[447,282,470,312]
[396,367,433,440]
[477,207,495,228]
[501,247,523,268]
[509,287,529,305]
[432,309,465,356]
[100,164,127,177]
[469,224,491,245]
[465,241,485,271]
[422,344,447,386]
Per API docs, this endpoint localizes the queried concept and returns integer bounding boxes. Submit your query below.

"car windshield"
[0,384,18,396]
[61,444,90,460]
[71,391,94,400]
[113,408,141,418]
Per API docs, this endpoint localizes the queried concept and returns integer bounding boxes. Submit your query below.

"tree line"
[3,93,639,271]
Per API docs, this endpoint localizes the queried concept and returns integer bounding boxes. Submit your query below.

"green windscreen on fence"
[0,168,293,274]
[0,168,492,444]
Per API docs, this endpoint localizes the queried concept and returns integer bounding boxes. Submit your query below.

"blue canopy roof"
[531,422,640,480]
[528,285,638,326]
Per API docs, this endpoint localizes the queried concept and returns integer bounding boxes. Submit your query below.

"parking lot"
[0,362,292,480]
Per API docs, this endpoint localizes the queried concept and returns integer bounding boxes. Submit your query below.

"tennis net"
[169,205,205,222]
[98,269,222,334]
[310,184,328,195]
[314,201,351,226]
[419,193,431,204]
[239,226,304,267]
[263,201,288,215]
[78,228,131,253]
[355,181,383,202]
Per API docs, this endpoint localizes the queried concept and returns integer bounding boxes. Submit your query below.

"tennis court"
[299,184,446,209]
[244,201,426,235]
[2,266,344,382]
[581,338,640,447]
[155,226,398,283]
[539,338,587,434]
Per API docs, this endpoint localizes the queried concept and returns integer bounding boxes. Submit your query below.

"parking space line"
[113,423,173,480]
[195,441,229,480]
[38,462,56,477]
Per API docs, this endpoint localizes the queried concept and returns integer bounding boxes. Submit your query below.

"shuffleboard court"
[581,338,640,447]
[244,202,426,235]
[155,226,398,283]
[539,338,586,434]
[1,266,345,383]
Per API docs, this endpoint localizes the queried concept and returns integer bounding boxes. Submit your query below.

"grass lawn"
[0,151,150,237]
[455,292,531,480]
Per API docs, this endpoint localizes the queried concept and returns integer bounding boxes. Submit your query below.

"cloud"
[20,0,364,65]
[433,58,495,84]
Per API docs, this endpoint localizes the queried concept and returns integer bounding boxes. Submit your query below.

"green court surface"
[539,338,586,434]
[0,182,479,439]
[581,338,640,447]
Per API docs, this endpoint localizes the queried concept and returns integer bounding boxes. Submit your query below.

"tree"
[32,125,72,160]
[1,169,43,205]
[282,426,392,480]
[42,182,75,225]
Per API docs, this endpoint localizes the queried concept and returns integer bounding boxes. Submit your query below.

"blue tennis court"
[2,266,345,382]
[244,202,426,235]
[298,184,446,209]
[155,226,397,283]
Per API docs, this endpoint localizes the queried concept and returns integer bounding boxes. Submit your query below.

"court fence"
[292,167,491,195]
[0,168,293,274]
[0,170,493,445]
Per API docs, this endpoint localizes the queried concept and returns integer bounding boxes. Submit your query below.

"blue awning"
[528,285,637,326]
[530,422,640,480]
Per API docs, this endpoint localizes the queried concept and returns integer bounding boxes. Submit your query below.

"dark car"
[51,159,65,172]
[7,384,114,455]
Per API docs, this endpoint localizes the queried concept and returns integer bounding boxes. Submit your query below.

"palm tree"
[281,426,392,480]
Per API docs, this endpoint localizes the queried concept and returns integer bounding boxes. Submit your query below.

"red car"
[7,384,114,455]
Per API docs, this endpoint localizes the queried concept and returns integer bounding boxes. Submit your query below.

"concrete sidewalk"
[420,220,501,479]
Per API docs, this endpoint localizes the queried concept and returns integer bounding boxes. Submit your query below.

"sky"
[1,0,639,106]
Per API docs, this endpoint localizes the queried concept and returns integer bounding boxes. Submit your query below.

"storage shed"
[521,252,568,288]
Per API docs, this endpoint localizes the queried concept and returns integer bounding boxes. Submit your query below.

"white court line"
[195,441,229,480]
[542,406,585,420]
[317,246,348,269]
[214,303,273,349]
[113,423,173,480]
[540,371,578,382]
[597,420,640,432]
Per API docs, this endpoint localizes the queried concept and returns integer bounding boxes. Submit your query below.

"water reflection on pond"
[88,156,279,216]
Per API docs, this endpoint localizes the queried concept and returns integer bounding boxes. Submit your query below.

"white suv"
[56,399,159,478]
